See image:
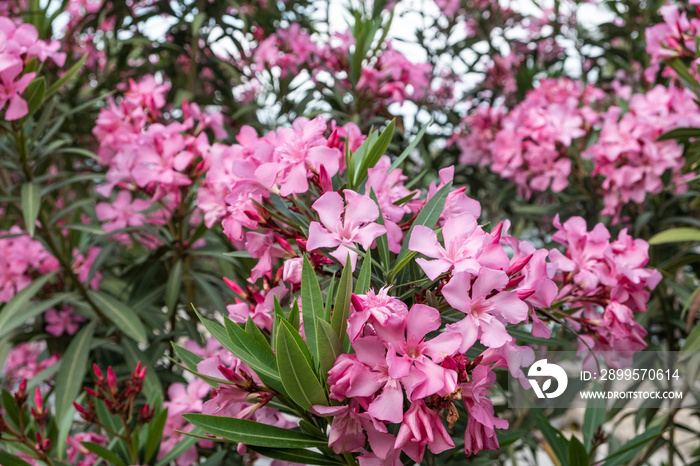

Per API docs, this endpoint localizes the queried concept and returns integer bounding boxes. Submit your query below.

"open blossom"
[307,190,386,270]
[255,116,341,196]
[409,213,508,280]
[442,270,529,351]
[45,306,85,336]
[645,5,700,82]
[96,190,152,232]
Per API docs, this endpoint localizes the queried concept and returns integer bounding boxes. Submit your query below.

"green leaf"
[165,259,183,312]
[331,259,353,342]
[582,383,606,450]
[354,119,395,186]
[197,310,283,393]
[534,412,569,465]
[182,414,328,448]
[0,451,32,466]
[682,322,700,352]
[21,182,41,237]
[657,126,700,141]
[81,442,127,466]
[601,425,663,466]
[668,58,700,100]
[369,189,391,273]
[173,343,203,372]
[276,322,328,410]
[144,409,168,464]
[250,446,342,465]
[22,77,46,119]
[569,435,590,466]
[88,291,148,344]
[54,322,95,423]
[649,227,700,245]
[58,393,82,460]
[355,252,372,294]
[301,256,324,365]
[390,181,451,281]
[46,55,87,97]
[315,318,343,377]
[0,273,55,333]
[389,119,432,171]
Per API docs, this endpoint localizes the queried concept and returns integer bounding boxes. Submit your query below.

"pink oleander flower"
[347,287,408,343]
[95,190,152,232]
[377,304,462,401]
[394,400,454,463]
[442,270,529,351]
[165,379,211,416]
[312,402,395,456]
[44,306,85,336]
[245,230,287,282]
[409,214,508,280]
[461,365,508,455]
[255,116,341,196]
[307,190,387,270]
[72,247,102,290]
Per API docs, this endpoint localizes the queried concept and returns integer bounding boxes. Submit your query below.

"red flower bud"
[507,253,533,276]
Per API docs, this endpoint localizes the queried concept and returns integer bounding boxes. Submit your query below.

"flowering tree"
[0,1,699,465]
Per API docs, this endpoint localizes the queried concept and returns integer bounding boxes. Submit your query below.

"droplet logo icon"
[527,359,568,399]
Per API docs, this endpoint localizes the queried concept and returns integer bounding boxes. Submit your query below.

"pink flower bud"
[507,253,533,275]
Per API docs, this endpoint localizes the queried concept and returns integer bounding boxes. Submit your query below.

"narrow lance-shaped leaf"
[301,255,324,365]
[54,322,95,422]
[21,182,41,237]
[331,258,353,341]
[88,291,148,345]
[165,259,183,312]
[316,318,343,377]
[355,251,372,294]
[276,321,328,410]
[182,414,328,448]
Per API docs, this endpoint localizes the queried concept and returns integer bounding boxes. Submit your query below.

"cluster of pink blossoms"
[93,75,226,244]
[486,78,601,197]
[645,4,700,82]
[582,85,700,221]
[0,226,59,302]
[0,18,65,120]
[550,215,661,368]
[1,341,60,385]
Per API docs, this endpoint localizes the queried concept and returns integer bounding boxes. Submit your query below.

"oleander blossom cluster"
[93,75,226,244]
[645,4,700,82]
[582,85,700,221]
[466,78,601,197]
[0,18,65,120]
[549,215,662,368]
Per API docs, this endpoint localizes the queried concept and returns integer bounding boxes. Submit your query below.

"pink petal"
[368,384,404,423]
[307,222,340,251]
[343,190,379,227]
[312,191,345,230]
[406,304,440,342]
[471,268,509,300]
[353,223,386,250]
[408,225,442,259]
[415,258,451,281]
[441,272,472,312]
